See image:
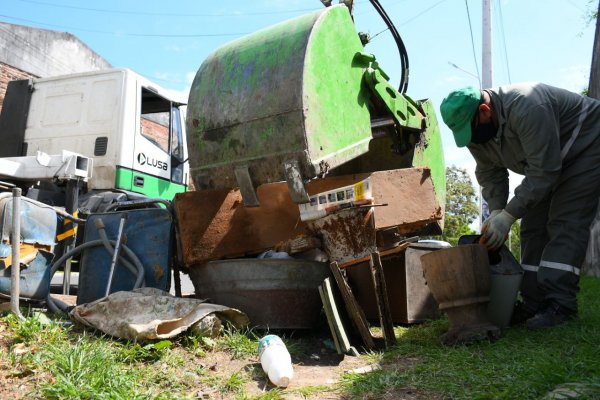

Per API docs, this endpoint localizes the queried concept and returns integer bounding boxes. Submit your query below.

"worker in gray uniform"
[440,83,600,329]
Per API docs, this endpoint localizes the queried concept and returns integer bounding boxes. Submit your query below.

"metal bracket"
[234,165,260,207]
[283,159,310,204]
[356,52,424,132]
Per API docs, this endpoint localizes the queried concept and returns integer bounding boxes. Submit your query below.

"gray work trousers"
[519,136,600,313]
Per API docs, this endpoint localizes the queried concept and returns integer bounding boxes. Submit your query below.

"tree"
[508,220,521,261]
[441,166,479,245]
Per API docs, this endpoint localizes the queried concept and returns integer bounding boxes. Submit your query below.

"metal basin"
[188,258,331,329]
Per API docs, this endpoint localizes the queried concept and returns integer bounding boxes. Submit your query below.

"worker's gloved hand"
[480,209,515,251]
[486,209,502,221]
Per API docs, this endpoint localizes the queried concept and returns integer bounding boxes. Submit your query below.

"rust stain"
[153,264,165,282]
[309,208,376,264]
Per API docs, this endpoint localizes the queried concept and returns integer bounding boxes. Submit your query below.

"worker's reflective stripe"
[561,104,588,160]
[521,264,539,272]
[540,260,581,276]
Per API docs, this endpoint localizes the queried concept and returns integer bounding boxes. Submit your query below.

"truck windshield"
[140,88,170,154]
[170,106,185,184]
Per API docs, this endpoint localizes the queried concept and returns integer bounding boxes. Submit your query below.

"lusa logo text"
[137,153,168,170]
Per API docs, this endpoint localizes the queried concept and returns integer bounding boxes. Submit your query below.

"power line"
[495,0,512,83]
[0,14,250,37]
[16,0,323,17]
[370,0,449,40]
[463,0,482,88]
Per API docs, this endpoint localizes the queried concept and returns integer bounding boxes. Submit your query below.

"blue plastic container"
[0,250,54,300]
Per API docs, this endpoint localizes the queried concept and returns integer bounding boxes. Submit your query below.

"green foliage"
[442,165,479,245]
[3,276,600,399]
[118,339,173,363]
[216,326,259,359]
[508,219,522,261]
[36,335,144,400]
[6,312,64,341]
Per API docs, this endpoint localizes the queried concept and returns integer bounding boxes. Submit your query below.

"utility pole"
[482,0,493,88]
[590,0,600,99]
[585,0,600,276]
[479,0,493,228]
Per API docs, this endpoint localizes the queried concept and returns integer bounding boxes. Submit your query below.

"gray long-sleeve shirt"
[467,82,600,219]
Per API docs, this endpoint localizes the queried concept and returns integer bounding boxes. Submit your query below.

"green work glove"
[481,209,515,250]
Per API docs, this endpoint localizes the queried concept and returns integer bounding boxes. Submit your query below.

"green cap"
[440,86,481,147]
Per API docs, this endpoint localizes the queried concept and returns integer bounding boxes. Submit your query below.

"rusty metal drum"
[188,258,331,329]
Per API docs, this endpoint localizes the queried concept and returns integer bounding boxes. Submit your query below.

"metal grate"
[94,136,108,156]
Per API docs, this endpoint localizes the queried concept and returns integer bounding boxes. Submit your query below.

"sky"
[1,0,597,192]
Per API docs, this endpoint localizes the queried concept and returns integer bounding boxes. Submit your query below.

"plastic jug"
[258,335,294,387]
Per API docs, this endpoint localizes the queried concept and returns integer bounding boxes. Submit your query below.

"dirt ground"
[191,341,370,399]
[0,313,379,400]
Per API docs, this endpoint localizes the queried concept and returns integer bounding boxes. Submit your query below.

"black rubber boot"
[525,301,576,330]
[510,301,538,326]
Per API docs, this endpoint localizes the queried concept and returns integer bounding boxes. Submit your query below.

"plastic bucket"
[458,235,524,328]
[488,272,523,328]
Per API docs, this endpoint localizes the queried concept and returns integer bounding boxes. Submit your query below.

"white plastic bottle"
[258,334,294,387]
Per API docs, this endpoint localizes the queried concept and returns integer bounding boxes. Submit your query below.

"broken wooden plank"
[308,208,376,265]
[323,277,353,354]
[275,235,321,254]
[328,261,375,349]
[318,283,342,354]
[339,241,413,269]
[370,252,396,348]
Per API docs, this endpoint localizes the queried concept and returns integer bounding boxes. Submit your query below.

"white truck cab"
[0,68,189,202]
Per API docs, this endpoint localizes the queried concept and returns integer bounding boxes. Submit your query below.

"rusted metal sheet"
[307,208,376,265]
[306,167,442,233]
[174,184,309,268]
[175,167,442,267]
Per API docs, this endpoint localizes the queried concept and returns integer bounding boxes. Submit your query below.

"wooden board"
[175,167,442,267]
[328,261,375,349]
[370,252,396,348]
[318,284,342,354]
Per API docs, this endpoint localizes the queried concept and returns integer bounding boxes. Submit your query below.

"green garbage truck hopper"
[186,5,372,189]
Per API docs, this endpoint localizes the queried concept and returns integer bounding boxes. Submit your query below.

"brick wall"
[141,117,169,152]
[0,62,37,115]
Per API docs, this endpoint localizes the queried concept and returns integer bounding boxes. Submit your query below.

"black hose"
[368,0,410,93]
[95,219,141,282]
[46,238,145,313]
[105,198,173,214]
[105,198,183,298]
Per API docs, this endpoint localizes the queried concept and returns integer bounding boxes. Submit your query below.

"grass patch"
[36,335,144,399]
[2,277,599,399]
[217,326,260,359]
[340,276,600,399]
